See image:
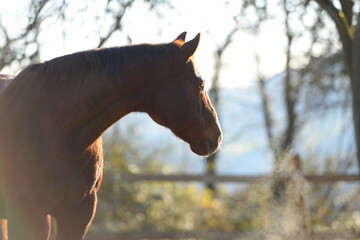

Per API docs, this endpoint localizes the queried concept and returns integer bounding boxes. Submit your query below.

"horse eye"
[199,83,205,91]
[196,77,205,91]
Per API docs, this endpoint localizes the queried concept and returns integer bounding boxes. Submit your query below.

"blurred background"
[1,0,360,239]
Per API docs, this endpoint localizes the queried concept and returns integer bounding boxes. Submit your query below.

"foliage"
[309,181,360,232]
[91,128,359,235]
[91,125,274,234]
[304,155,360,232]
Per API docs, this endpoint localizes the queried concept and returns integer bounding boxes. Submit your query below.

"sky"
[0,0,290,88]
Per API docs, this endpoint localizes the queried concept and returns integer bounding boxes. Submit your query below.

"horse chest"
[0,117,103,209]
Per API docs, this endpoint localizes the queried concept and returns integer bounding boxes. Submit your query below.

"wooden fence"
[105,173,360,183]
[88,173,360,240]
[87,230,360,240]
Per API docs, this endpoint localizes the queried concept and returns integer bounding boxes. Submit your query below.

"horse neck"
[54,46,171,150]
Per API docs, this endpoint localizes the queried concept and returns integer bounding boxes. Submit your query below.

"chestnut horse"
[0,32,222,240]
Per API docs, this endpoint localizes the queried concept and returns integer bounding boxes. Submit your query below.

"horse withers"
[0,32,222,240]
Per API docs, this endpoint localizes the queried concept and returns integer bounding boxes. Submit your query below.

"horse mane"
[9,42,179,94]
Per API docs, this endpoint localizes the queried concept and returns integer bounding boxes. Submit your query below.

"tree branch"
[281,0,297,151]
[97,0,135,48]
[339,0,354,27]
[313,0,352,73]
[351,6,360,174]
[205,25,239,193]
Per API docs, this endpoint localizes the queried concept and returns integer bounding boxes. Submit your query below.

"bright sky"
[0,0,292,88]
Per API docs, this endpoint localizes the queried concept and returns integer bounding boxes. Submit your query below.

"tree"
[206,25,240,193]
[310,0,360,174]
[237,0,350,237]
[240,0,302,204]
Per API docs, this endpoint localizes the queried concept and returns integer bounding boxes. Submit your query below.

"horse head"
[146,32,222,156]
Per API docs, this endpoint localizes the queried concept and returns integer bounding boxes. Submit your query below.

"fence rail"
[96,173,360,240]
[107,173,360,183]
[87,230,360,240]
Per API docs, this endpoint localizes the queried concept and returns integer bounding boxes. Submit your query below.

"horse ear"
[174,32,187,42]
[180,33,200,63]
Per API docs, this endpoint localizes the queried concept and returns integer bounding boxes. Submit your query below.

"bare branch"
[97,0,136,48]
[281,0,297,151]
[313,0,352,73]
[26,0,48,32]
[206,23,240,192]
[339,0,354,26]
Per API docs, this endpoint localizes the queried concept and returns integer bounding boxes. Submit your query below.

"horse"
[0,32,222,240]
[0,75,12,92]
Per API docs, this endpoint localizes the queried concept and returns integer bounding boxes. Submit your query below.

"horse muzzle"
[190,138,220,157]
